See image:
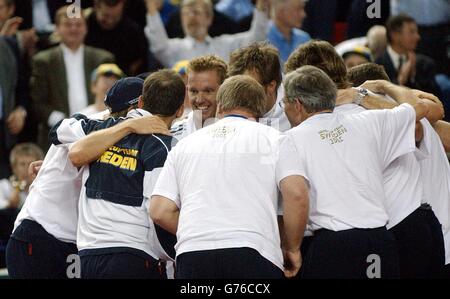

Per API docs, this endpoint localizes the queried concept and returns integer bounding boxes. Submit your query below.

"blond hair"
[10,143,44,166]
[181,0,213,17]
[187,55,228,84]
[217,75,266,118]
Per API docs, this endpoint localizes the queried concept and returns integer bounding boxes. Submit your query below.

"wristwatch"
[354,87,369,106]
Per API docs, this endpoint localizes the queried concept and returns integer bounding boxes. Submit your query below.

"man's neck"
[94,101,107,111]
[219,109,257,121]
[265,94,278,116]
[306,109,333,120]
[157,115,177,129]
[274,20,292,41]
[63,43,83,52]
[189,34,207,43]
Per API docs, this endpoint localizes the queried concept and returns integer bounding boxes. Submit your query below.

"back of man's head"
[366,25,387,59]
[142,69,186,117]
[284,65,337,113]
[216,75,266,118]
[104,77,143,117]
[229,42,282,90]
[347,63,390,87]
[285,40,349,89]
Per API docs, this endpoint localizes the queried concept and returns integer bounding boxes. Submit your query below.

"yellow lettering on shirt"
[99,151,113,163]
[96,146,139,171]
[318,125,348,145]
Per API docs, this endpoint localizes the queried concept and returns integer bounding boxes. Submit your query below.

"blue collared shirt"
[391,0,450,26]
[267,22,311,64]
[215,0,254,23]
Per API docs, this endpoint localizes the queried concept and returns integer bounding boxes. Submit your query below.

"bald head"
[366,25,387,60]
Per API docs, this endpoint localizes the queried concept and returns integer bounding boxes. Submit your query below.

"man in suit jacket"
[0,36,18,178]
[0,36,26,179]
[14,0,90,31]
[376,14,441,97]
[30,6,114,151]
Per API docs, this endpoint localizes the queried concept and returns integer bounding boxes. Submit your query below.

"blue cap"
[104,77,144,113]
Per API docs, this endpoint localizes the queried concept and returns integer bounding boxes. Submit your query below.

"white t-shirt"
[419,119,450,265]
[334,104,426,229]
[170,85,291,142]
[13,112,107,244]
[170,110,204,141]
[152,117,305,270]
[13,144,83,243]
[260,85,292,133]
[286,103,417,232]
[52,109,175,261]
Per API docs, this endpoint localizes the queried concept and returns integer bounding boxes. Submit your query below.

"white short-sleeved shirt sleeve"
[152,151,181,208]
[143,168,163,199]
[285,103,416,232]
[335,103,425,229]
[151,117,289,270]
[275,135,308,187]
[372,103,417,167]
[419,119,450,265]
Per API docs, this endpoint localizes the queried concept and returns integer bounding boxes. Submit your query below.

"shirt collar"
[185,35,213,47]
[60,43,84,56]
[263,100,278,119]
[268,21,292,42]
[334,103,366,113]
[301,111,333,126]
[264,84,284,119]
[219,116,251,124]
[387,45,407,69]
[126,108,152,119]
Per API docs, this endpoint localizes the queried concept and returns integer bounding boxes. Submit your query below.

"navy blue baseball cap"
[104,77,144,113]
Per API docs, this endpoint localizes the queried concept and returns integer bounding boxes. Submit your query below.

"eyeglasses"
[279,96,299,109]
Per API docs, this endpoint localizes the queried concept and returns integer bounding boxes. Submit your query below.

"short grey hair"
[217,75,266,118]
[283,65,337,113]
